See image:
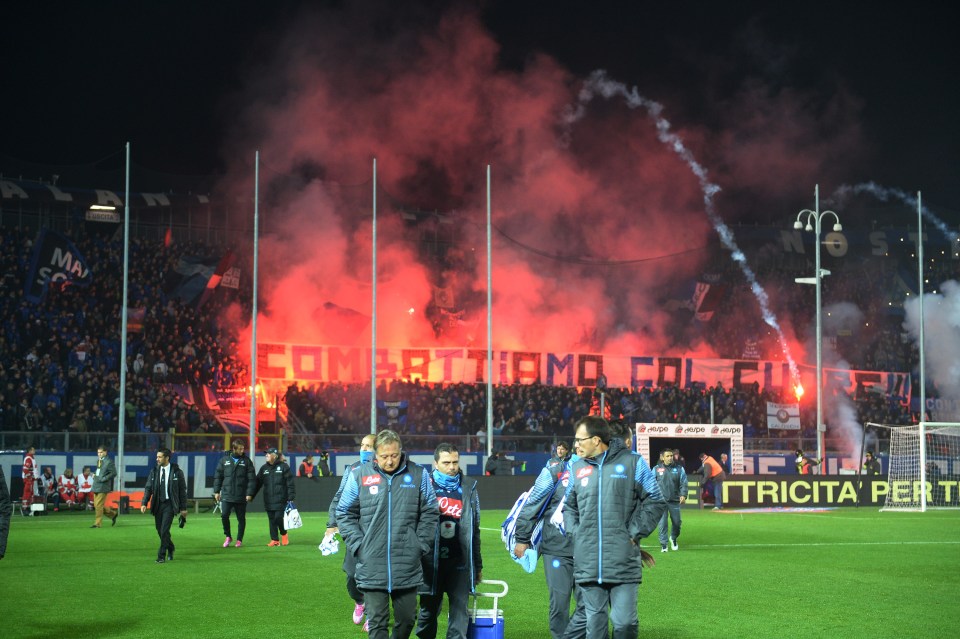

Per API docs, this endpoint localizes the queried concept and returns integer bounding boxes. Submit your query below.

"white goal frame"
[871,421,960,512]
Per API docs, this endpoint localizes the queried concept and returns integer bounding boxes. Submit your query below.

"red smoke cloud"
[216,3,863,365]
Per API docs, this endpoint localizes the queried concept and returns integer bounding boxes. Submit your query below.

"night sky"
[2,1,956,208]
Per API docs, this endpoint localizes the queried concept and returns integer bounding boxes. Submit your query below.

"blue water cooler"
[467,579,508,639]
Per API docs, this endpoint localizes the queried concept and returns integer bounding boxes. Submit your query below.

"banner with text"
[255,343,909,401]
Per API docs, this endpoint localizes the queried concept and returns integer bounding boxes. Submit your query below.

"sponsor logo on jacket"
[437,496,463,518]
[363,475,381,486]
[577,467,593,479]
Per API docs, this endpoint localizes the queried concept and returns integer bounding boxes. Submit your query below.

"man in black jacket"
[140,448,188,564]
[0,465,12,559]
[213,439,256,548]
[253,447,295,547]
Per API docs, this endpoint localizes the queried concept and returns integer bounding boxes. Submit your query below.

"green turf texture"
[1,507,957,638]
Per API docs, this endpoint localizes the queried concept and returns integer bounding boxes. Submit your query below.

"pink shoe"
[352,603,365,624]
[235,540,242,548]
[223,537,232,548]
[363,619,369,633]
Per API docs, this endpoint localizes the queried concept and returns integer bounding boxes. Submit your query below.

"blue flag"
[24,229,92,303]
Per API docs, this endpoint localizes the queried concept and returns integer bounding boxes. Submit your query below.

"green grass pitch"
[1,507,957,638]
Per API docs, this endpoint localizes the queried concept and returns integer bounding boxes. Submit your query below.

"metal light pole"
[794,185,842,470]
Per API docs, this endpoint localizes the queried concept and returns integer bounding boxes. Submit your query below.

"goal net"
[875,422,960,511]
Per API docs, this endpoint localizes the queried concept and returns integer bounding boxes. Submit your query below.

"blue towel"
[511,547,538,573]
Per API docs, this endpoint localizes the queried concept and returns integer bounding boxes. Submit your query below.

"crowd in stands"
[283,377,911,452]
[0,226,248,452]
[0,218,942,455]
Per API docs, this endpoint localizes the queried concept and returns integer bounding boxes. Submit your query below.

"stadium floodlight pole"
[117,141,131,507]
[917,191,927,511]
[371,158,378,435]
[794,184,842,472]
[249,151,260,455]
[486,165,493,457]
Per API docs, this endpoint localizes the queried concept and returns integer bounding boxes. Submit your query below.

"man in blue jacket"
[654,449,688,552]
[325,433,377,629]
[563,416,665,639]
[336,430,439,639]
[417,442,482,639]
[512,441,585,639]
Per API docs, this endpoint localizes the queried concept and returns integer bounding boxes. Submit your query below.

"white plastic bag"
[319,531,340,556]
[283,501,303,530]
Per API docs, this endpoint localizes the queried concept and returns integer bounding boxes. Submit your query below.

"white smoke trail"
[831,182,956,242]
[566,69,801,385]
[903,281,960,421]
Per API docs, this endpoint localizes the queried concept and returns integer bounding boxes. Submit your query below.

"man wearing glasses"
[563,416,665,639]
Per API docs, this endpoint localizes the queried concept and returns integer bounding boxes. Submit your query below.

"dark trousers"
[221,501,247,540]
[153,501,175,560]
[364,587,417,639]
[0,512,10,558]
[346,575,363,604]
[266,509,286,541]
[416,562,472,639]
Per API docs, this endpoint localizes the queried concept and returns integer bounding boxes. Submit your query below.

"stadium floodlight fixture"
[793,184,842,470]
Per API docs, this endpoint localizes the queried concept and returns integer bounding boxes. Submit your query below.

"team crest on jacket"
[403,474,413,484]
[363,475,381,486]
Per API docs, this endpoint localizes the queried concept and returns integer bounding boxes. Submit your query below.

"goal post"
[872,421,960,512]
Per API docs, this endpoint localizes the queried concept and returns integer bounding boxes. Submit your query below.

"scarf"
[432,469,461,492]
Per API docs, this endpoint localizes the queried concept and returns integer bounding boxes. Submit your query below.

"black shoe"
[89,525,100,528]
[155,558,165,564]
[167,550,174,561]
[111,513,118,526]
